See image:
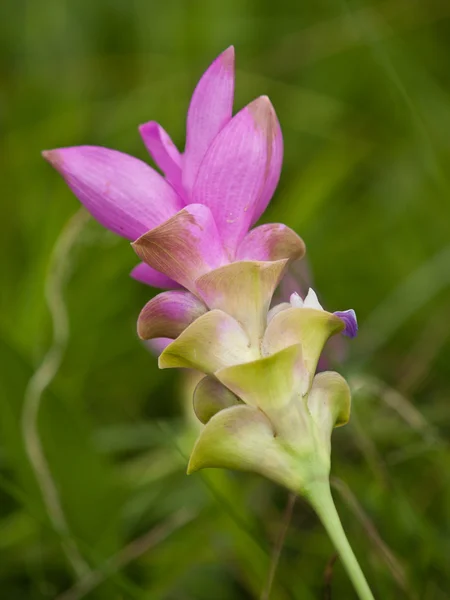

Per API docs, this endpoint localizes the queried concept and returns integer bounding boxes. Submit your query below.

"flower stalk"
[305,481,375,600]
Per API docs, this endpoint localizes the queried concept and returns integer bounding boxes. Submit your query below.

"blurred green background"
[1,0,450,598]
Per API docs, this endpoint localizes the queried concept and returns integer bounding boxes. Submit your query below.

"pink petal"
[250,112,283,225]
[139,121,184,197]
[237,223,305,263]
[130,263,181,289]
[137,290,207,340]
[183,46,235,196]
[132,204,228,293]
[192,96,281,257]
[42,146,183,240]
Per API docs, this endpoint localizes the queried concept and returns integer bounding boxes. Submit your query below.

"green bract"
[158,259,350,495]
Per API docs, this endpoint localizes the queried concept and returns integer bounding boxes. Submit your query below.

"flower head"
[43,47,287,290]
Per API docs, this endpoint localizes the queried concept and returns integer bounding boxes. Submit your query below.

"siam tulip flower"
[43,48,372,600]
[42,46,291,291]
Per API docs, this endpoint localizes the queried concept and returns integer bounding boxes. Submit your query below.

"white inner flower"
[289,289,324,311]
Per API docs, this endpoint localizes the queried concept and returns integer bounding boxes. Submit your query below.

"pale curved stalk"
[305,481,375,600]
[22,209,90,577]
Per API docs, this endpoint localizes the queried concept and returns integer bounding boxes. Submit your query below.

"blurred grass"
[1,0,450,598]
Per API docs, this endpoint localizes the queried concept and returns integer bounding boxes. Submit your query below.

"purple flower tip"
[334,309,358,338]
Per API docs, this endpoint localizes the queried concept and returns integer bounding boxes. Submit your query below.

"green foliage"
[1,0,450,597]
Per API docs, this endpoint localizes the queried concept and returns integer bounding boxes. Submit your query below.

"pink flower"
[42,47,289,291]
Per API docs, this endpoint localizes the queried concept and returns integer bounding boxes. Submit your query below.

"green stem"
[306,481,375,600]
